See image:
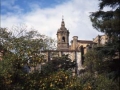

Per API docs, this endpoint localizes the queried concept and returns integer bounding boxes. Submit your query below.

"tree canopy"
[90,0,120,39]
[86,1,120,89]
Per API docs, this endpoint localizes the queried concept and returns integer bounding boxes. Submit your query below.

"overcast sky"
[1,0,104,41]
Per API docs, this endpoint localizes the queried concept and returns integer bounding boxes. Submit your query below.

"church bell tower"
[57,17,69,50]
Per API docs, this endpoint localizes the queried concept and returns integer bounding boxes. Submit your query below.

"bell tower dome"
[57,17,69,50]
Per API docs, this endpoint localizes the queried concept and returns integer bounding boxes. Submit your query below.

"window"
[62,37,65,42]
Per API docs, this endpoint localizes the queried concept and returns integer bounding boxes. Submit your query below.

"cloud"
[1,0,103,43]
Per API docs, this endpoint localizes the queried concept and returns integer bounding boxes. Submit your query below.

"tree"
[90,0,120,57]
[90,0,120,37]
[90,0,120,77]
[0,26,56,89]
[84,49,105,74]
[88,1,120,88]
[41,54,76,75]
[83,48,120,90]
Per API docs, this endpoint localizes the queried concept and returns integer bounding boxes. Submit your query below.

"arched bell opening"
[62,36,65,42]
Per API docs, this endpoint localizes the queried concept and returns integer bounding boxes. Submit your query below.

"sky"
[1,0,104,42]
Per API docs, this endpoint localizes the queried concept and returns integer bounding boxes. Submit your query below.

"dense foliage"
[90,0,120,37]
[89,0,120,76]
[90,0,120,54]
[0,27,57,89]
[41,54,76,75]
[85,0,120,89]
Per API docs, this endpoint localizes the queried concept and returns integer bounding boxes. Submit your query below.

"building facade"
[56,18,95,54]
[41,18,108,71]
[93,35,108,46]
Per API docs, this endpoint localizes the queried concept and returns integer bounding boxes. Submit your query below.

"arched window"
[62,37,65,42]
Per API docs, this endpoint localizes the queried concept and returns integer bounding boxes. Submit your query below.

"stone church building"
[57,18,93,52]
[41,18,108,73]
[57,18,107,53]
